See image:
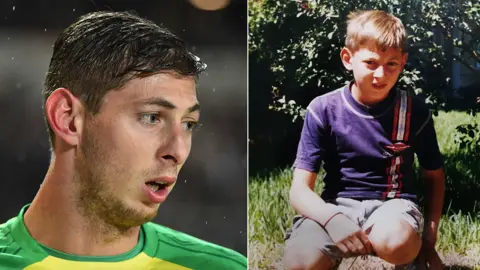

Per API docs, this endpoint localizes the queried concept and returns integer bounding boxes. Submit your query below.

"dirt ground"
[249,242,480,270]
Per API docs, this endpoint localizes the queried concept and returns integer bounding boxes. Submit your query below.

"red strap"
[323,212,342,227]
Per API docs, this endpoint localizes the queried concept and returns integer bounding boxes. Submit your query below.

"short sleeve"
[293,107,328,173]
[413,112,444,170]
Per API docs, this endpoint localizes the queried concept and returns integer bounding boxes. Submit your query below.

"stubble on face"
[73,117,156,237]
[70,72,197,238]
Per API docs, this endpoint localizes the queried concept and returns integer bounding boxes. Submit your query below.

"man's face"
[343,41,407,96]
[74,72,199,228]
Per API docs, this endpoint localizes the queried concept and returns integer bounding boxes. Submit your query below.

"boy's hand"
[324,213,373,256]
[421,240,443,269]
[415,244,443,269]
[422,222,443,269]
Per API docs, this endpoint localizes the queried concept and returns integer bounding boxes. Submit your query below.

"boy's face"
[341,41,407,96]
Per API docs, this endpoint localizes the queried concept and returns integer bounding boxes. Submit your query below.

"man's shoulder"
[143,222,247,269]
[0,216,44,269]
[0,216,20,250]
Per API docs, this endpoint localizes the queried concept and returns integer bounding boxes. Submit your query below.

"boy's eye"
[388,62,399,67]
[365,61,375,65]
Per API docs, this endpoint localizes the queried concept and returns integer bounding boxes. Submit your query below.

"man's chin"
[137,213,157,225]
[138,203,161,222]
[121,212,157,228]
[111,202,160,228]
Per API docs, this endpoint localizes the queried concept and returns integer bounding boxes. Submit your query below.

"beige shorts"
[284,198,423,266]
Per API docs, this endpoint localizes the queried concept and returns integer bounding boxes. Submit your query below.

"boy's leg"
[362,199,423,265]
[283,215,343,270]
[283,199,366,270]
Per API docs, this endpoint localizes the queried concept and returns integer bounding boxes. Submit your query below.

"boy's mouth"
[372,84,387,89]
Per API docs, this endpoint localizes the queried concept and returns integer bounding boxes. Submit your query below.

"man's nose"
[158,124,190,166]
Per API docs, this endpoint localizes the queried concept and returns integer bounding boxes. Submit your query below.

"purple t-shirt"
[294,82,444,202]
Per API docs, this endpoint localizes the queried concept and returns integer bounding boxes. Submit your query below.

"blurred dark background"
[0,0,247,255]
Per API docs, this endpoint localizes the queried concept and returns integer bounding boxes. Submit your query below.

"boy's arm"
[422,168,445,248]
[289,168,336,225]
[414,111,445,248]
[290,105,372,255]
[290,104,337,225]
[289,168,373,255]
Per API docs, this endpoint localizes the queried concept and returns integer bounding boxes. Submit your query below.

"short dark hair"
[43,11,206,149]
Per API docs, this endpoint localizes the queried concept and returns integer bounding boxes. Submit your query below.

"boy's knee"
[368,220,422,265]
[283,246,334,270]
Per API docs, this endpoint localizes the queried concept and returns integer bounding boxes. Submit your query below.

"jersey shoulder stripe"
[143,222,247,269]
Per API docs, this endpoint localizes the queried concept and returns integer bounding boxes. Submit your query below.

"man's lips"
[144,176,176,204]
[145,176,176,186]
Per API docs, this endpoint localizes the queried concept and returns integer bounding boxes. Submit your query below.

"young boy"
[283,10,445,269]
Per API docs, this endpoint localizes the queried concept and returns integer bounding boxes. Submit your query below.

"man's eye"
[365,61,375,65]
[388,62,399,67]
[140,114,160,125]
[183,121,202,132]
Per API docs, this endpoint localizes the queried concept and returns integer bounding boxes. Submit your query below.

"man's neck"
[351,82,390,107]
[23,160,140,257]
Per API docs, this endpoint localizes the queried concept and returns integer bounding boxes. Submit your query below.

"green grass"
[249,111,480,269]
[433,111,480,214]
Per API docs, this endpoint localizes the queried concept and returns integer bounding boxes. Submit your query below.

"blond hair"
[345,10,407,52]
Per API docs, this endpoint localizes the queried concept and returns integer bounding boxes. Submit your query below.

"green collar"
[12,204,145,262]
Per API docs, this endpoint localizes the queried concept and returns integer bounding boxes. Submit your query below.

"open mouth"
[145,181,169,192]
[143,176,176,203]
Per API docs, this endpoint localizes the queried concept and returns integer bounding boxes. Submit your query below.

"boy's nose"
[374,66,385,78]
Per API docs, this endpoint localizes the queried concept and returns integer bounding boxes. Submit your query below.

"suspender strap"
[386,90,411,199]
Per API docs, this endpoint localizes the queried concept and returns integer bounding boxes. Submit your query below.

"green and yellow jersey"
[0,205,247,269]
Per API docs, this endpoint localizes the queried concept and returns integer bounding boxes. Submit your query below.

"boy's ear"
[340,47,353,71]
[401,52,409,69]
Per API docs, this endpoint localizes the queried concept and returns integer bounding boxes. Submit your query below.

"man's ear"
[45,88,85,147]
[340,47,354,71]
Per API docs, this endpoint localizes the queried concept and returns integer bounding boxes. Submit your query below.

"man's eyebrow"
[188,103,201,113]
[137,98,200,113]
[139,98,176,109]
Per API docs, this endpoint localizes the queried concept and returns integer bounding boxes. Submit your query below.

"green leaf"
[327,31,334,39]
